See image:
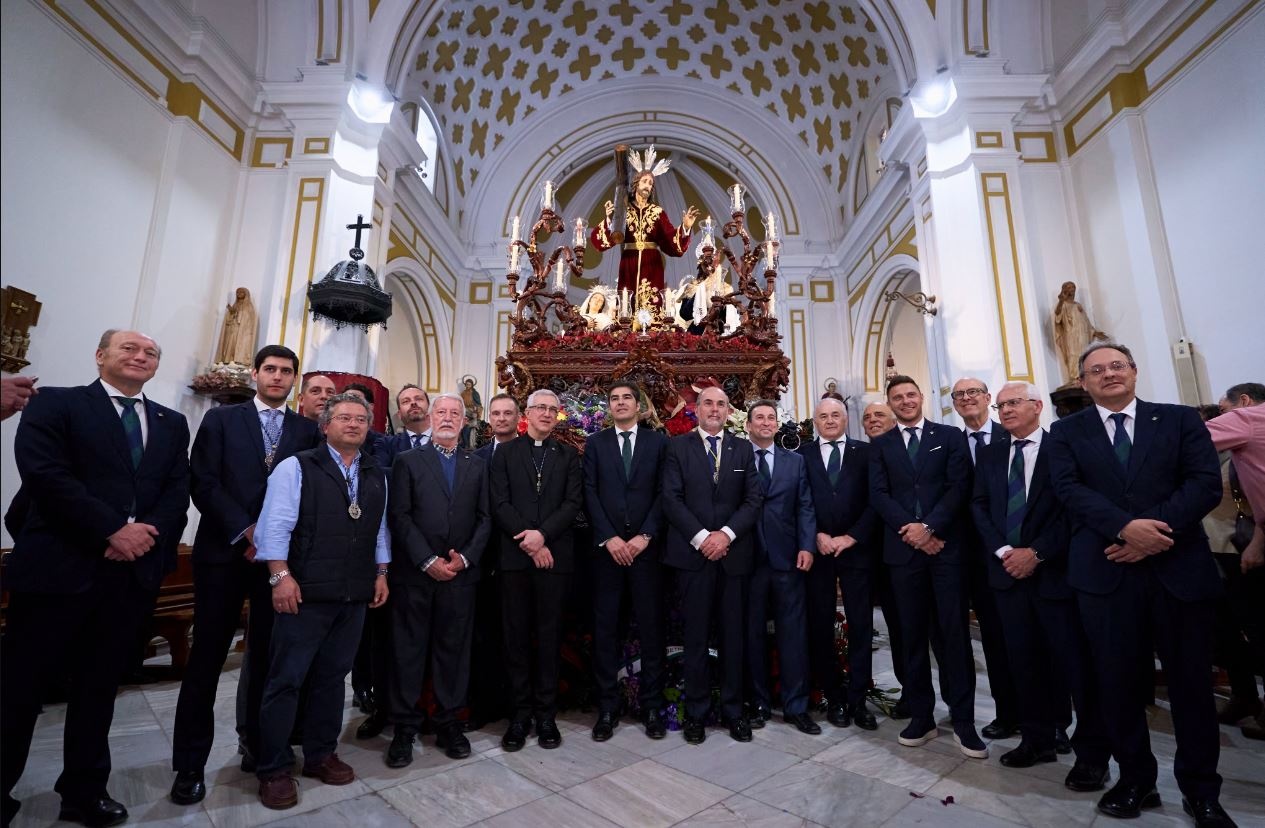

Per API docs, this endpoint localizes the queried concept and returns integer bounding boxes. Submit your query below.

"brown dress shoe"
[301,753,356,786]
[258,773,298,810]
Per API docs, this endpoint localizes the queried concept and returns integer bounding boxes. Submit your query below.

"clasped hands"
[699,530,730,561]
[424,548,469,581]
[1105,518,1173,563]
[105,522,159,562]
[514,528,555,570]
[607,534,650,566]
[899,522,944,555]
[816,532,857,557]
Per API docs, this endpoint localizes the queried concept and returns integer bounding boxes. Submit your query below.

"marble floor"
[10,616,1264,827]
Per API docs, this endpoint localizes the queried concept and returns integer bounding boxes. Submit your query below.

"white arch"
[380,255,454,394]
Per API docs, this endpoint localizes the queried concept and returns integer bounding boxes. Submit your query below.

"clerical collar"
[533,440,545,447]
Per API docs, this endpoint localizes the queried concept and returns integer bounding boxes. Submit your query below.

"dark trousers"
[888,553,975,724]
[256,602,365,776]
[388,576,476,730]
[806,557,873,709]
[993,583,1108,764]
[592,550,666,715]
[172,557,273,771]
[468,572,508,723]
[875,559,906,689]
[1,565,152,806]
[747,565,811,715]
[676,563,748,722]
[1213,555,1265,699]
[966,550,1020,724]
[351,604,392,703]
[500,568,567,722]
[1077,569,1222,801]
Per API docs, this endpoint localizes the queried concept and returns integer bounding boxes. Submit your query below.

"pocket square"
[733,468,746,472]
[929,445,943,452]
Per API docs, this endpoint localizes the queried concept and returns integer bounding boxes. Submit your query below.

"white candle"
[543,180,554,210]
[621,287,630,317]
[730,184,743,212]
[511,215,521,240]
[573,217,585,247]
[766,212,777,240]
[766,240,775,267]
[768,293,776,317]
[554,257,566,291]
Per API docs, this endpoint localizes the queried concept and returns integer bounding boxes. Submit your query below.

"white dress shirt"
[1096,399,1138,443]
[965,419,996,464]
[99,379,149,447]
[992,427,1045,560]
[900,418,926,449]
[690,428,737,549]
[818,436,846,468]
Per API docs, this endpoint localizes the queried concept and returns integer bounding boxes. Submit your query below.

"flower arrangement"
[559,390,609,436]
[526,330,769,353]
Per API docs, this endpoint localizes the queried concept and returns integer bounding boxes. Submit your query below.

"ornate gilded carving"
[0,286,41,373]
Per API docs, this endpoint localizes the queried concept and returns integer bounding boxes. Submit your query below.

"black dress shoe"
[981,719,1018,740]
[889,698,911,720]
[592,711,616,742]
[1182,797,1238,827]
[170,769,206,805]
[356,710,389,740]
[57,796,128,827]
[353,689,376,714]
[726,717,753,742]
[748,704,771,729]
[642,711,667,740]
[683,718,706,744]
[1096,781,1160,818]
[1054,727,1072,755]
[784,713,822,735]
[386,729,416,768]
[536,718,562,749]
[999,742,1058,768]
[502,720,529,752]
[827,703,852,728]
[1064,762,1110,793]
[852,705,878,731]
[436,725,472,760]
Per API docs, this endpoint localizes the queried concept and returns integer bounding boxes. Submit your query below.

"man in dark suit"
[801,397,879,730]
[1048,343,1234,825]
[971,382,1111,791]
[298,374,336,422]
[373,384,431,469]
[744,401,820,734]
[385,393,491,766]
[583,381,670,741]
[869,375,986,758]
[952,376,1022,742]
[2,329,190,828]
[466,394,521,728]
[168,344,319,805]
[490,389,583,751]
[661,386,764,744]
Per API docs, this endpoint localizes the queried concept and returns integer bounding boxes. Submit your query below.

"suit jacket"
[388,444,491,584]
[1047,400,1222,601]
[800,437,877,568]
[661,430,764,575]
[582,425,667,549]
[489,435,583,573]
[868,420,971,565]
[753,446,817,571]
[970,435,1072,599]
[374,429,424,468]
[190,400,319,564]
[8,380,190,593]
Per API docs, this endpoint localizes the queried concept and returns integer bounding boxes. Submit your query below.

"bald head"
[96,329,161,396]
[862,402,896,438]
[696,386,731,434]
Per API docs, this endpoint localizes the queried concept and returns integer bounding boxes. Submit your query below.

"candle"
[508,215,522,272]
[554,257,566,291]
[573,217,586,247]
[542,180,554,211]
[621,287,630,317]
[766,212,777,240]
[768,293,776,318]
[511,215,521,240]
[765,240,775,267]
[730,183,744,212]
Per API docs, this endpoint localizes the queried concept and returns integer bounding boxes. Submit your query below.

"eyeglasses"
[331,414,370,424]
[950,388,987,401]
[528,404,561,415]
[992,399,1038,411]
[1080,361,1135,377]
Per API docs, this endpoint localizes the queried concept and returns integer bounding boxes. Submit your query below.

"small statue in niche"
[214,287,259,366]
[1052,281,1109,386]
[460,375,483,420]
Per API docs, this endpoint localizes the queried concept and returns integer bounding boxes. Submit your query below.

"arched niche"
[379,259,453,399]
[849,256,933,408]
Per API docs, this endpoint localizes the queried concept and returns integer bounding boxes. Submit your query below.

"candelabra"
[505,181,590,347]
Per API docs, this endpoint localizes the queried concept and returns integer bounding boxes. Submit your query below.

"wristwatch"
[1031,549,1046,563]
[641,533,652,541]
[268,569,290,587]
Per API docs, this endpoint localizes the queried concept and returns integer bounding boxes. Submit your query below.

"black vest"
[287,447,387,603]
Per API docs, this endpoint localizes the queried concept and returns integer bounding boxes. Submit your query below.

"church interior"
[2,0,1263,826]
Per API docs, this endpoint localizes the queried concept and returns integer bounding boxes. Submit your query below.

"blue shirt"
[254,443,391,564]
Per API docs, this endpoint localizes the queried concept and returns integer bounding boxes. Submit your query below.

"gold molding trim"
[974,130,1004,149]
[790,309,809,420]
[278,177,326,375]
[809,281,835,303]
[303,136,331,154]
[1014,131,1057,163]
[979,172,1034,382]
[251,137,293,168]
[469,282,493,304]
[788,282,805,298]
[963,0,990,55]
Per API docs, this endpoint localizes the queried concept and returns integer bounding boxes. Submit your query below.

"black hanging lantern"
[308,214,393,330]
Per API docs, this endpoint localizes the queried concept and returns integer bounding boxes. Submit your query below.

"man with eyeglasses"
[489,389,583,751]
[251,393,391,809]
[869,375,985,758]
[971,383,1111,793]
[1048,343,1233,825]
[951,378,1022,744]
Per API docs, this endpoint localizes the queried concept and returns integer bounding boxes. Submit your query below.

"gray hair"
[319,392,371,427]
[997,381,1041,401]
[954,377,988,393]
[526,388,559,408]
[814,396,847,416]
[430,392,466,412]
[98,328,162,358]
[1078,341,1135,377]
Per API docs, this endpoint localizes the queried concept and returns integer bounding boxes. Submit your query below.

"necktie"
[706,435,720,483]
[970,431,986,464]
[905,426,920,462]
[826,440,841,485]
[1006,439,1031,546]
[412,433,422,449]
[1110,412,1131,467]
[620,431,634,479]
[757,448,772,487]
[262,408,282,469]
[116,397,143,469]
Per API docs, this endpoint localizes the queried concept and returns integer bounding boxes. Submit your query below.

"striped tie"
[1005,439,1030,546]
[1110,412,1131,467]
[826,440,841,485]
[116,397,144,469]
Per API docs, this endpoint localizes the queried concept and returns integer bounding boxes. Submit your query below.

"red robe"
[590,202,691,292]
